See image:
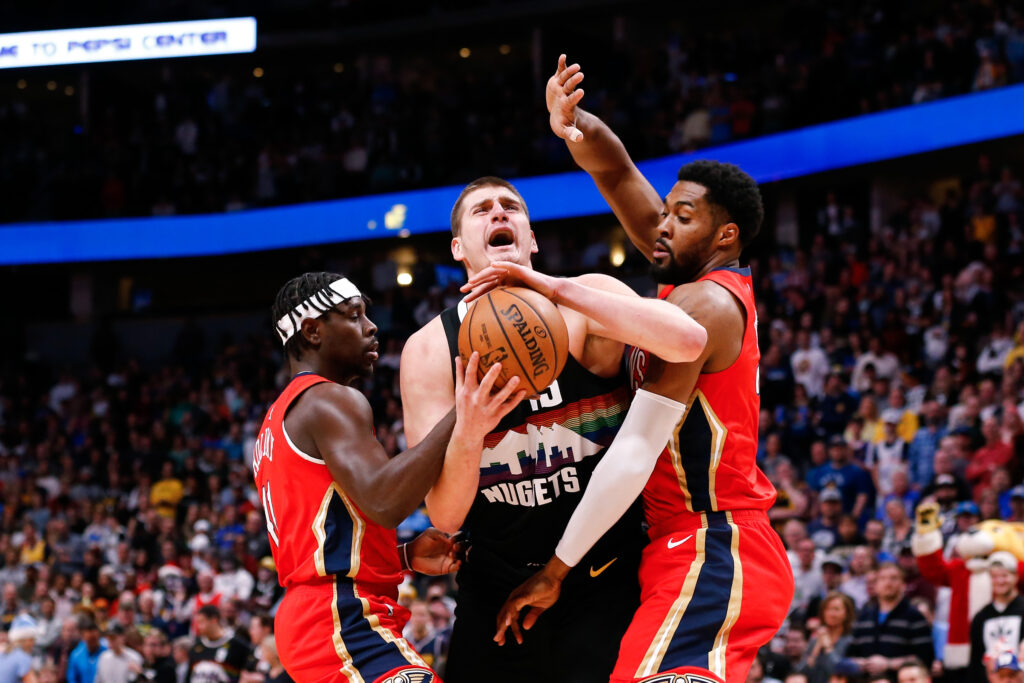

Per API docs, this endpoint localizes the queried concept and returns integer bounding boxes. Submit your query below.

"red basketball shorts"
[611,509,793,683]
[275,581,440,683]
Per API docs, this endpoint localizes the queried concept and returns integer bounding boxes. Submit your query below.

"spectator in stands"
[867,411,910,502]
[808,488,843,550]
[67,619,106,683]
[967,417,1015,499]
[96,622,143,683]
[896,658,932,683]
[909,402,947,489]
[140,630,175,683]
[0,614,39,683]
[799,590,857,683]
[791,539,825,617]
[841,546,877,609]
[881,498,915,558]
[808,437,873,520]
[969,552,1024,681]
[847,562,934,677]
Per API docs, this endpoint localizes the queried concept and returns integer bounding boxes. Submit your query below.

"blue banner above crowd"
[0,18,256,69]
[2,83,1023,265]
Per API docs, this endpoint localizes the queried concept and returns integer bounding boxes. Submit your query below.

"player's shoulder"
[296,381,369,422]
[402,315,455,385]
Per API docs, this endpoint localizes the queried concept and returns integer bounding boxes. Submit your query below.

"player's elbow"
[659,322,708,363]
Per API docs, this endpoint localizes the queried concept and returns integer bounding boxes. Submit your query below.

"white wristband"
[554,389,685,567]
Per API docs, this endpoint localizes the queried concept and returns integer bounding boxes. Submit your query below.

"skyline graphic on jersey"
[479,423,603,488]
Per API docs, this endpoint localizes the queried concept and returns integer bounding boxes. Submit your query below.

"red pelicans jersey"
[252,372,403,596]
[627,267,776,529]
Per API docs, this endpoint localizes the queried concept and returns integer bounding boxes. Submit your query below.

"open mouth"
[487,228,515,248]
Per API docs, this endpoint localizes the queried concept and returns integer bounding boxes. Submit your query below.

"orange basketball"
[458,286,569,395]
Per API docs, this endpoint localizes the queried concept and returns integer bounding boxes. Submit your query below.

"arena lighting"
[2,83,1024,265]
[0,18,257,69]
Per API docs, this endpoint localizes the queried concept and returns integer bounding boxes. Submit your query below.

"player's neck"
[693,253,741,281]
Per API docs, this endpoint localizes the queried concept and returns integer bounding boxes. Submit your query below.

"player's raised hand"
[546,54,585,142]
[461,261,559,303]
[406,528,463,575]
[493,562,566,646]
[454,353,525,439]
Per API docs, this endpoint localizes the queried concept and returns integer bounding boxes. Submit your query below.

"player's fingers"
[462,352,481,391]
[522,605,548,631]
[453,355,465,392]
[558,62,581,85]
[490,375,521,406]
[493,606,515,645]
[478,361,503,395]
[556,53,567,74]
[564,70,584,93]
[509,614,524,645]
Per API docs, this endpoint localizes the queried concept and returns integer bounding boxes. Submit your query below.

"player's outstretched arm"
[302,353,521,529]
[463,262,707,363]
[547,54,662,259]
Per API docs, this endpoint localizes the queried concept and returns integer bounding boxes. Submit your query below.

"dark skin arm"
[494,279,745,644]
[286,356,521,529]
[545,55,662,260]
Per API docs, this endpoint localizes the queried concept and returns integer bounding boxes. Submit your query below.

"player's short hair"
[677,160,763,247]
[273,272,365,361]
[450,176,529,237]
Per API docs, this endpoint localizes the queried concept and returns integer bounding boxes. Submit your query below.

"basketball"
[458,286,569,396]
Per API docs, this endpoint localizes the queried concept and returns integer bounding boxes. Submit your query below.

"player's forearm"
[424,430,482,533]
[567,109,661,259]
[554,390,685,567]
[367,409,457,528]
[553,278,706,362]
[566,109,632,175]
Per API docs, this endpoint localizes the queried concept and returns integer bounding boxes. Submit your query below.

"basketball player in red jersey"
[490,57,794,683]
[254,272,525,683]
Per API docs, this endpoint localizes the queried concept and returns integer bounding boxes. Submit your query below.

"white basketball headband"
[275,278,362,345]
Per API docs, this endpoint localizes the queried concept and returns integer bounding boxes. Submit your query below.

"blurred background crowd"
[3,0,1024,682]
[3,0,1024,223]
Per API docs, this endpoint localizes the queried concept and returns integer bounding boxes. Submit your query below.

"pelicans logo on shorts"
[379,668,435,683]
[639,673,722,683]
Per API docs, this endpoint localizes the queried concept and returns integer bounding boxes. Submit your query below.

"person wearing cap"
[969,552,1024,681]
[994,651,1024,682]
[95,622,142,683]
[808,436,873,522]
[805,555,848,623]
[0,614,40,683]
[807,487,844,550]
[865,409,910,504]
[1008,486,1024,524]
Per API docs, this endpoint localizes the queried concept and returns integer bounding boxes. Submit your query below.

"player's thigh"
[613,512,788,683]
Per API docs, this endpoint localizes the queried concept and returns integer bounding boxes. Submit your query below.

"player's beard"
[649,246,705,285]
